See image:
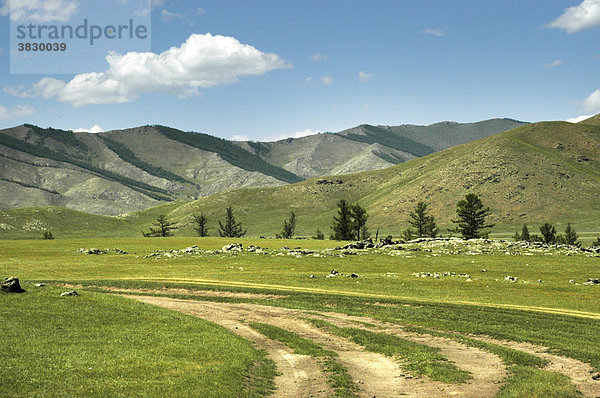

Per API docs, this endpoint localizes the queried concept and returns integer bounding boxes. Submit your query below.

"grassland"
[1,236,599,396]
[0,282,276,397]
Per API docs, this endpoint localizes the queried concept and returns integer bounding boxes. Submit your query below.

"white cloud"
[1,0,78,23]
[230,134,249,141]
[311,53,328,62]
[321,75,334,85]
[543,59,563,68]
[422,28,446,36]
[566,114,595,123]
[305,76,313,83]
[161,9,191,24]
[73,124,103,133]
[362,103,370,109]
[581,89,600,112]
[358,71,373,82]
[547,0,600,33]
[0,105,35,120]
[197,7,205,15]
[5,33,291,107]
[262,129,321,142]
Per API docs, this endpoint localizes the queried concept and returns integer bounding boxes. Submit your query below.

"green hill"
[0,119,522,216]
[2,118,599,240]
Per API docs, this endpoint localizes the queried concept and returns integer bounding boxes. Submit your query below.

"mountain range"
[0,118,524,215]
[2,115,600,240]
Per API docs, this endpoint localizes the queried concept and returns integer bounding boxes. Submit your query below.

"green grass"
[0,283,276,397]
[497,366,581,398]
[1,237,600,396]
[306,318,471,384]
[249,322,358,397]
[403,326,548,368]
[250,322,336,357]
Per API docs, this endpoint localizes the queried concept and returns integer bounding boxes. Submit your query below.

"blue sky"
[0,0,599,141]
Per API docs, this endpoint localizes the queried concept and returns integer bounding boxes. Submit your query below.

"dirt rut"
[129,295,330,398]
[126,296,512,397]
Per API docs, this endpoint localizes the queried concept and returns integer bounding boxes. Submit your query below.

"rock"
[350,273,360,278]
[1,277,25,293]
[592,372,600,380]
[60,291,78,296]
[222,243,243,252]
[504,276,518,282]
[569,279,576,284]
[309,275,315,278]
[35,283,45,287]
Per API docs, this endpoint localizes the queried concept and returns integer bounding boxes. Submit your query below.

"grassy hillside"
[1,119,600,239]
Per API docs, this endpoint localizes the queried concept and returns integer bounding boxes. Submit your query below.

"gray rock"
[60,291,79,297]
[1,277,25,293]
[35,283,45,287]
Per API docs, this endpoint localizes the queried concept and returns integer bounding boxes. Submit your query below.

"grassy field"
[1,236,599,396]
[0,283,276,397]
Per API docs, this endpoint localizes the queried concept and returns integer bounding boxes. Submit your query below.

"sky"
[0,0,599,141]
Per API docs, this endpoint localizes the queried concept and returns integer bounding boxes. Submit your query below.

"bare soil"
[125,296,515,397]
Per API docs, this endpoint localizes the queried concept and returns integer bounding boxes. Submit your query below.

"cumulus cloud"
[566,114,595,123]
[262,129,321,142]
[544,59,563,68]
[581,89,600,112]
[422,28,446,36]
[73,124,103,133]
[358,71,373,82]
[310,53,328,62]
[321,75,334,85]
[547,0,600,33]
[5,33,291,106]
[1,0,78,22]
[0,105,35,120]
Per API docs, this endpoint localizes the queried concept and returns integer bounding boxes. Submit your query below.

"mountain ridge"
[0,118,526,215]
[1,116,600,239]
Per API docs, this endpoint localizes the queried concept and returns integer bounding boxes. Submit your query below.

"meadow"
[1,236,599,397]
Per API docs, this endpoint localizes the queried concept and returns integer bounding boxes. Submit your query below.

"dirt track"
[127,296,517,397]
[122,294,600,397]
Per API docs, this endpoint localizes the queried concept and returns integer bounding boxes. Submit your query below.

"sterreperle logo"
[9,0,151,74]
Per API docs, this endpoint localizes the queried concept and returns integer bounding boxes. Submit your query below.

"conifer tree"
[408,202,438,238]
[539,223,557,244]
[563,223,580,247]
[331,199,354,240]
[279,211,297,239]
[142,214,177,237]
[450,194,494,239]
[218,207,246,238]
[192,213,209,237]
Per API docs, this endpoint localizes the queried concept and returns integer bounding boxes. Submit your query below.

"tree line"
[140,193,593,246]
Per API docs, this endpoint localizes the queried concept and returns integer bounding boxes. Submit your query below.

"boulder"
[1,277,25,293]
[60,291,79,297]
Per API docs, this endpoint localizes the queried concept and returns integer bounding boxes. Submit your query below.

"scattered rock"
[569,279,577,284]
[1,277,25,293]
[592,372,600,381]
[350,273,360,278]
[35,283,45,287]
[222,243,243,252]
[77,248,106,255]
[60,291,78,297]
[583,278,600,285]
[504,276,518,282]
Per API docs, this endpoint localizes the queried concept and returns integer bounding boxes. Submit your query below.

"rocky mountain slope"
[0,119,524,215]
[1,116,598,239]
